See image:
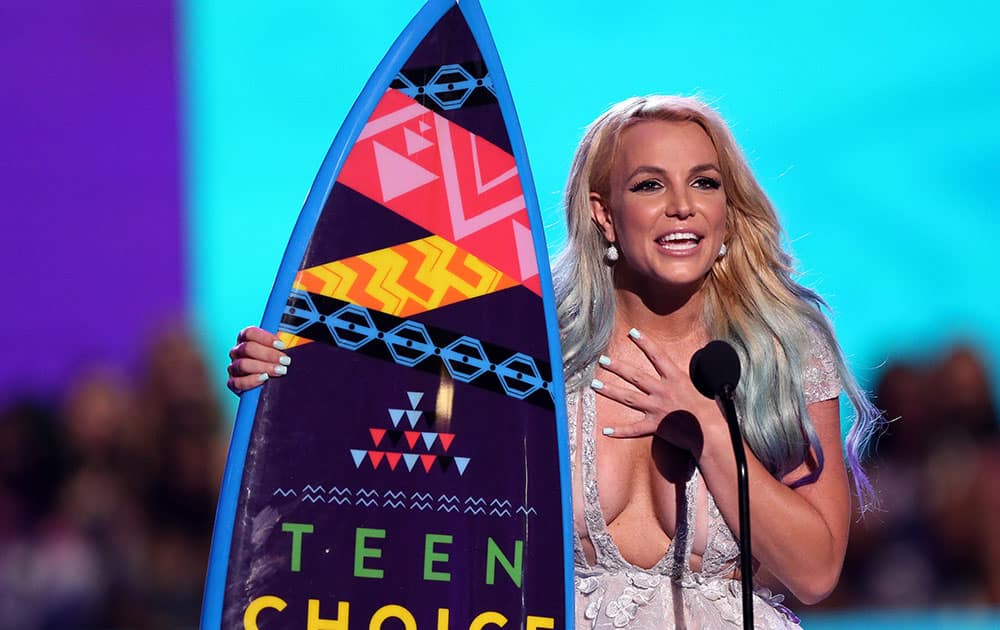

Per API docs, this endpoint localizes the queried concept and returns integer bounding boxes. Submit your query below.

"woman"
[228,96,880,628]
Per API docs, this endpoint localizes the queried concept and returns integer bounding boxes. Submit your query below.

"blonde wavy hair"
[552,96,881,508]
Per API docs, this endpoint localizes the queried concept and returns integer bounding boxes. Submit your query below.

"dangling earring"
[718,243,727,259]
[605,243,619,263]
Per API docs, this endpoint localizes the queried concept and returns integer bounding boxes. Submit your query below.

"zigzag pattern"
[295,235,516,318]
[275,485,538,519]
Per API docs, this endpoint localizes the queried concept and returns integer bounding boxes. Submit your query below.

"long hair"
[552,96,882,510]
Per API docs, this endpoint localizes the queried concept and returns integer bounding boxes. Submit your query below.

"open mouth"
[655,231,702,251]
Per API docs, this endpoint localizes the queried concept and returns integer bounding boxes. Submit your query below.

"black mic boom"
[690,339,741,399]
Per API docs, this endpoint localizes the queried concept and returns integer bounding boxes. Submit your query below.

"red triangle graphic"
[369,428,386,447]
[369,451,385,469]
[385,452,402,471]
[438,433,456,452]
[420,454,437,472]
[404,431,421,448]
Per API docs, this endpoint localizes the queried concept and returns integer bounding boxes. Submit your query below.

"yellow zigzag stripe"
[294,235,517,317]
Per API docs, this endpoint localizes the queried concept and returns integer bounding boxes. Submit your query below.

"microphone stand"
[718,383,753,629]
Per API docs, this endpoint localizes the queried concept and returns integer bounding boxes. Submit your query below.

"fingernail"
[258,373,270,382]
[591,378,604,390]
[274,365,287,376]
[598,355,612,366]
[273,340,287,350]
[602,427,615,436]
[278,355,292,366]
[628,328,641,339]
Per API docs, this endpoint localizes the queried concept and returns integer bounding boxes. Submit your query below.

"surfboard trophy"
[200,2,573,628]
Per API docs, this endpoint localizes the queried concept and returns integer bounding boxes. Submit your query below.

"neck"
[611,275,709,345]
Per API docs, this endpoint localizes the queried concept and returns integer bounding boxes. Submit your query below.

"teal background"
[181,2,999,624]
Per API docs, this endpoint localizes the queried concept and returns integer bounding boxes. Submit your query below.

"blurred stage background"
[2,0,998,628]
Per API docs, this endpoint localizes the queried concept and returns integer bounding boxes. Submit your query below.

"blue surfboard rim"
[200,1,573,627]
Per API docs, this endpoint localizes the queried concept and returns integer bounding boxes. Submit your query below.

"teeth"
[657,232,699,243]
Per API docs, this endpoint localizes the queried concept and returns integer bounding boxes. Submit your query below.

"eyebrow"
[626,163,721,180]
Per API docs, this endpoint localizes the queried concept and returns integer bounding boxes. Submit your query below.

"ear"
[589,192,616,243]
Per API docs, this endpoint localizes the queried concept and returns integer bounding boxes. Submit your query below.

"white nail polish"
[273,340,287,350]
[258,373,270,382]
[279,355,292,366]
[591,378,604,390]
[628,328,641,339]
[598,355,612,366]
[602,427,615,436]
[275,365,288,376]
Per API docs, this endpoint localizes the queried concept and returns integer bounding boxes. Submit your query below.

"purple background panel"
[0,1,183,400]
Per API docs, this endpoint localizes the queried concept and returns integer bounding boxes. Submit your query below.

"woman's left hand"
[592,328,718,449]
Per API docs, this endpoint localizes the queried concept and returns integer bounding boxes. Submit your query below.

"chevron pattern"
[294,235,517,317]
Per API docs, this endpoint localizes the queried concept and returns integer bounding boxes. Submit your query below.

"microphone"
[690,339,753,629]
[690,339,741,399]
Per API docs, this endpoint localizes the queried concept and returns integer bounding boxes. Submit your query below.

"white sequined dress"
[569,338,841,629]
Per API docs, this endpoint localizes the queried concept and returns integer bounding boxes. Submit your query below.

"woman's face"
[591,119,727,295]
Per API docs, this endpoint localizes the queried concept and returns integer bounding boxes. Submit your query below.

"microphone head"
[690,340,741,399]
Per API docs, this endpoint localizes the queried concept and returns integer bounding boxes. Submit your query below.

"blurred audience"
[1,336,997,626]
[814,344,1000,610]
[0,326,226,630]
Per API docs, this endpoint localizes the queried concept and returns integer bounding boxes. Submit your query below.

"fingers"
[595,354,657,393]
[624,327,681,378]
[599,420,659,439]
[227,326,291,396]
[591,376,651,412]
[228,372,271,395]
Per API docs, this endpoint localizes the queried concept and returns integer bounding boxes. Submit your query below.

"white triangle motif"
[404,128,434,155]
[373,142,438,202]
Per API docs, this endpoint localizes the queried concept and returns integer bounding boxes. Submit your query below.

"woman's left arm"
[696,397,850,604]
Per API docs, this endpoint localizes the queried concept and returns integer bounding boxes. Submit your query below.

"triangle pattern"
[454,457,470,475]
[405,409,422,428]
[350,449,367,468]
[369,451,385,469]
[385,452,402,471]
[407,392,424,408]
[404,431,421,448]
[420,454,437,472]
[369,428,386,446]
[437,455,454,472]
[403,453,419,471]
[421,432,437,450]
[373,141,438,202]
[418,120,431,133]
[438,433,455,452]
[404,127,434,155]
[389,409,405,427]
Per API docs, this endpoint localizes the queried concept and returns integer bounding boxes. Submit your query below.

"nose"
[665,188,694,219]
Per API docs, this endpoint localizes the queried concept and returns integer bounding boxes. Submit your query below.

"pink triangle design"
[373,141,438,202]
[418,120,431,133]
[404,127,434,156]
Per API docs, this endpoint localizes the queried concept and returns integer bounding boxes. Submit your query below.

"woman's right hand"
[227,326,291,395]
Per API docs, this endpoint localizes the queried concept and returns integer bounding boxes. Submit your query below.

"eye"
[628,179,662,193]
[692,176,722,190]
